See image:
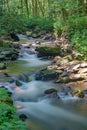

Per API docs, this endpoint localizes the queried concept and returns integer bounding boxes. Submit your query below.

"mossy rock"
[35,69,58,81]
[44,88,57,94]
[56,76,70,83]
[73,90,84,98]
[0,63,6,69]
[35,46,61,57]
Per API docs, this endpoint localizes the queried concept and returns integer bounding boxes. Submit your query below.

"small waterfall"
[1,35,87,130]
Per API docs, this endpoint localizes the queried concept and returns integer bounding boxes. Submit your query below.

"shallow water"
[2,36,87,130]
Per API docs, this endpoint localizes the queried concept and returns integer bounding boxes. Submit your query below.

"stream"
[1,35,87,130]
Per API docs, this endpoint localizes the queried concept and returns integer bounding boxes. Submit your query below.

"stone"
[44,88,59,98]
[10,32,19,41]
[19,114,27,121]
[35,46,61,57]
[15,80,22,86]
[73,90,84,98]
[0,55,5,61]
[35,70,58,81]
[56,76,70,83]
[44,88,57,94]
[0,63,6,70]
[60,71,68,77]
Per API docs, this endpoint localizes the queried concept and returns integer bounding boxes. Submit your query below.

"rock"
[42,33,53,40]
[83,90,87,95]
[0,63,6,69]
[3,73,10,77]
[72,64,80,71]
[26,31,32,37]
[73,90,84,98]
[55,76,70,83]
[35,46,61,57]
[17,74,31,82]
[44,88,57,94]
[55,69,63,74]
[32,33,40,38]
[0,55,5,61]
[15,104,24,109]
[15,80,22,86]
[56,57,69,65]
[60,71,68,77]
[44,88,59,98]
[53,56,61,62]
[78,68,87,73]
[19,114,27,121]
[11,53,18,60]
[47,65,58,70]
[35,70,58,81]
[10,32,19,41]
[61,86,72,95]
[0,50,19,61]
[80,62,87,68]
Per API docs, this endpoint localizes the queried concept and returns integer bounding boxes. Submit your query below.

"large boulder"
[35,46,61,57]
[44,88,57,94]
[35,69,58,81]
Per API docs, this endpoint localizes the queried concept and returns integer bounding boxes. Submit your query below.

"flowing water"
[1,35,87,130]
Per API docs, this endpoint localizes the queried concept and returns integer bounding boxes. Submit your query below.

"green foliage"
[66,16,87,60]
[0,88,26,130]
[0,13,26,34]
[25,17,53,31]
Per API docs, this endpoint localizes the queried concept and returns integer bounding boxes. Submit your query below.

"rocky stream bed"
[0,33,87,130]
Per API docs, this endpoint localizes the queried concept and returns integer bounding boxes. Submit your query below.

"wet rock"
[18,74,31,82]
[44,88,57,94]
[73,90,84,98]
[56,76,70,83]
[35,70,58,81]
[15,80,22,86]
[19,114,27,121]
[0,63,6,69]
[83,90,87,95]
[11,53,18,60]
[0,55,5,61]
[3,73,10,77]
[61,86,72,95]
[35,46,61,57]
[10,32,19,41]
[0,49,19,61]
[44,88,59,98]
[60,71,68,77]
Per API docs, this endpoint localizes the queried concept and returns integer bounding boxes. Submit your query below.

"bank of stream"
[0,35,87,130]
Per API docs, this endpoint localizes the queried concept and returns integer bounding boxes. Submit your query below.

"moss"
[35,46,61,57]
[35,69,58,80]
[73,90,84,98]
